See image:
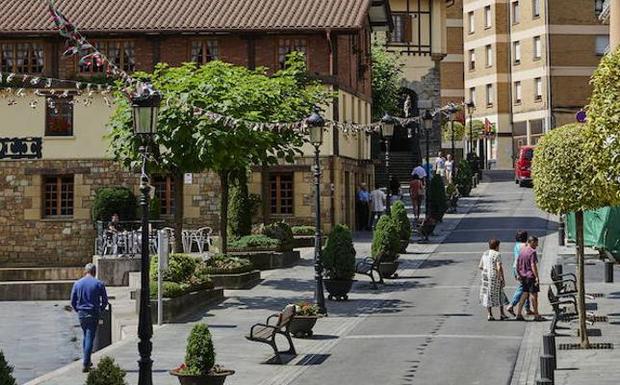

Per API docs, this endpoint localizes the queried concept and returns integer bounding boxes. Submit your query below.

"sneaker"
[506,306,516,317]
[515,315,525,321]
[82,363,93,373]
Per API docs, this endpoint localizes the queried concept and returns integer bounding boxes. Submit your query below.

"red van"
[515,146,535,187]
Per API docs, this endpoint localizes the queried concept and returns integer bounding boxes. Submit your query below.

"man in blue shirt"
[356,183,371,231]
[71,263,109,372]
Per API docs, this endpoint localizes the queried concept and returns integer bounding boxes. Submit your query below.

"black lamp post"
[466,101,475,155]
[132,83,161,385]
[381,112,395,213]
[422,110,434,218]
[306,108,327,315]
[447,103,458,160]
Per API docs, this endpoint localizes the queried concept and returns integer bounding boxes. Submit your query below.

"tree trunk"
[173,169,184,253]
[219,171,230,255]
[575,210,590,348]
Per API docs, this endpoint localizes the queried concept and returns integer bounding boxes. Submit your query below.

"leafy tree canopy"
[442,119,485,141]
[371,43,404,121]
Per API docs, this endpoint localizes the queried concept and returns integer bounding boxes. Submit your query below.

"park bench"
[355,257,383,289]
[548,287,595,335]
[246,304,296,363]
[550,266,577,294]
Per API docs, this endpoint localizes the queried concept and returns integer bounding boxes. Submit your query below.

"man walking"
[356,183,371,231]
[369,183,386,229]
[515,236,544,321]
[71,263,109,372]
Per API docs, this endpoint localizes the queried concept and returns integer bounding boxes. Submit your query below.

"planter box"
[228,250,300,270]
[94,255,141,286]
[292,236,326,248]
[136,287,224,322]
[208,270,261,289]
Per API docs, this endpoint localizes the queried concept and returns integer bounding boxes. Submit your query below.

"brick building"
[0,0,391,267]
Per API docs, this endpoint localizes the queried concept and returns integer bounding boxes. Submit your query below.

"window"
[468,11,475,34]
[486,84,494,107]
[513,41,521,64]
[79,41,135,73]
[43,175,74,218]
[484,6,492,28]
[469,87,476,105]
[534,36,542,59]
[278,39,306,69]
[469,49,476,70]
[595,0,605,16]
[1,42,44,74]
[45,96,73,136]
[512,1,520,23]
[190,40,219,64]
[514,81,522,104]
[533,0,541,17]
[535,77,543,100]
[153,176,176,216]
[269,173,294,215]
[595,35,610,55]
[485,45,493,66]
[390,13,411,43]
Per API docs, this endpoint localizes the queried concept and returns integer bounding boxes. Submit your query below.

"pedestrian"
[411,163,427,180]
[107,213,122,233]
[479,238,508,321]
[389,175,401,202]
[515,236,543,321]
[369,183,386,229]
[355,183,371,231]
[70,263,109,372]
[409,174,424,221]
[445,154,454,184]
[435,152,446,178]
[506,230,533,317]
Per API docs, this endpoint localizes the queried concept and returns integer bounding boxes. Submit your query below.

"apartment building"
[464,0,608,169]
[0,0,391,267]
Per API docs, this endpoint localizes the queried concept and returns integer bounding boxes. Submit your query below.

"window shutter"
[403,15,412,42]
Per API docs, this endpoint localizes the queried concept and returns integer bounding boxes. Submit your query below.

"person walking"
[70,263,109,372]
[506,230,532,317]
[479,238,508,321]
[435,152,446,181]
[515,236,543,321]
[445,154,455,184]
[369,183,386,229]
[411,163,427,180]
[389,175,402,204]
[355,183,371,231]
[409,174,424,221]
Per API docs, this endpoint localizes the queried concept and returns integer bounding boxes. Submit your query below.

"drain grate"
[559,342,614,350]
[591,315,609,323]
[588,293,605,298]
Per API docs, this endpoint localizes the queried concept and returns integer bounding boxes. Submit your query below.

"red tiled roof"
[0,0,380,34]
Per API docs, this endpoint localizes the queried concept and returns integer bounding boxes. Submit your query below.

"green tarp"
[566,206,620,262]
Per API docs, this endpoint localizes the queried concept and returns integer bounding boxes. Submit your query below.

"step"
[0,267,83,282]
[0,280,74,301]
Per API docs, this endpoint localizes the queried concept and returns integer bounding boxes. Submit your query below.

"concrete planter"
[293,236,315,248]
[136,287,224,322]
[288,316,319,338]
[94,255,141,286]
[379,261,400,279]
[228,250,300,270]
[208,270,261,289]
[0,280,74,301]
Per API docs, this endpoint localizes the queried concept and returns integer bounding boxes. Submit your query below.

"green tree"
[442,121,465,142]
[85,356,127,385]
[0,351,16,385]
[227,169,252,240]
[321,224,356,280]
[371,215,400,262]
[371,43,404,121]
[454,160,473,197]
[390,200,412,241]
[428,174,447,220]
[532,123,597,348]
[108,53,330,253]
[184,323,215,375]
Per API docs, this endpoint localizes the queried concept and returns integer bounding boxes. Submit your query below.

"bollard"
[93,304,112,352]
[542,334,557,364]
[553,264,563,276]
[604,261,614,283]
[558,216,565,246]
[540,354,555,383]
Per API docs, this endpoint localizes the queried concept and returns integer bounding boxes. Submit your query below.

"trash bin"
[94,304,112,352]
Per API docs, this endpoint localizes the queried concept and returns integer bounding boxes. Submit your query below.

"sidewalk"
[24,188,483,385]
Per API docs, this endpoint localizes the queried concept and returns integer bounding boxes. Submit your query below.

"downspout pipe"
[544,0,554,131]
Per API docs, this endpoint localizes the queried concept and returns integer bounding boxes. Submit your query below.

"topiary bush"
[92,187,137,222]
[228,234,281,250]
[390,200,411,241]
[263,222,294,250]
[291,225,316,236]
[184,323,215,376]
[0,351,16,385]
[150,254,213,298]
[429,173,447,220]
[321,224,356,280]
[227,172,252,240]
[371,215,400,262]
[85,356,127,385]
[454,160,473,197]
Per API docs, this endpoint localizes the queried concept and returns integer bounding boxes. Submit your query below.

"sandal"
[506,307,516,317]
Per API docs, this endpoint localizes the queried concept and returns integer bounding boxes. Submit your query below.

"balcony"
[599,0,611,22]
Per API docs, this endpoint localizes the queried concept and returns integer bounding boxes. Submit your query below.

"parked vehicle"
[515,146,535,187]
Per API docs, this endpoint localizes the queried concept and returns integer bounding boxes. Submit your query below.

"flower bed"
[203,255,261,289]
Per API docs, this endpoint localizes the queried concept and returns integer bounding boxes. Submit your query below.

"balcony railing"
[600,0,611,22]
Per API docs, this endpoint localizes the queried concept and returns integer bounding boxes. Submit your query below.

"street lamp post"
[306,109,327,315]
[466,101,475,155]
[447,103,458,160]
[132,84,161,385]
[422,110,434,218]
[381,112,395,213]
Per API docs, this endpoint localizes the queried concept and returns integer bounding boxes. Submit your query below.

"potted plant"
[85,356,127,385]
[445,183,459,212]
[428,174,448,221]
[170,324,234,385]
[288,302,321,338]
[454,160,473,197]
[371,215,401,278]
[390,200,412,253]
[321,224,356,301]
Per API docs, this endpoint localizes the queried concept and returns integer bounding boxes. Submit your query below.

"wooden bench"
[548,287,595,335]
[550,266,577,295]
[246,304,296,363]
[355,257,383,289]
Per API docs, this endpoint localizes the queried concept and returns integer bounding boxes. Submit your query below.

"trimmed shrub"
[204,255,253,274]
[92,187,136,222]
[184,323,216,376]
[390,200,412,241]
[85,356,127,385]
[454,159,473,197]
[291,225,316,236]
[321,224,356,280]
[428,174,447,220]
[163,254,198,283]
[227,173,252,240]
[150,254,213,298]
[263,222,294,250]
[228,234,280,250]
[0,351,16,385]
[371,215,400,262]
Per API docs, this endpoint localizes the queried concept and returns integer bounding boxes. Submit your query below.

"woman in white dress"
[479,238,508,320]
[445,154,454,184]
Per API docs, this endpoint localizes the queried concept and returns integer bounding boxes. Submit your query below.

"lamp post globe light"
[131,83,161,385]
[306,108,327,315]
[466,101,475,155]
[381,112,395,213]
[422,109,434,218]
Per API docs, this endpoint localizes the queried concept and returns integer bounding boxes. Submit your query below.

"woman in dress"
[479,238,508,320]
[445,154,454,184]
[409,174,424,221]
